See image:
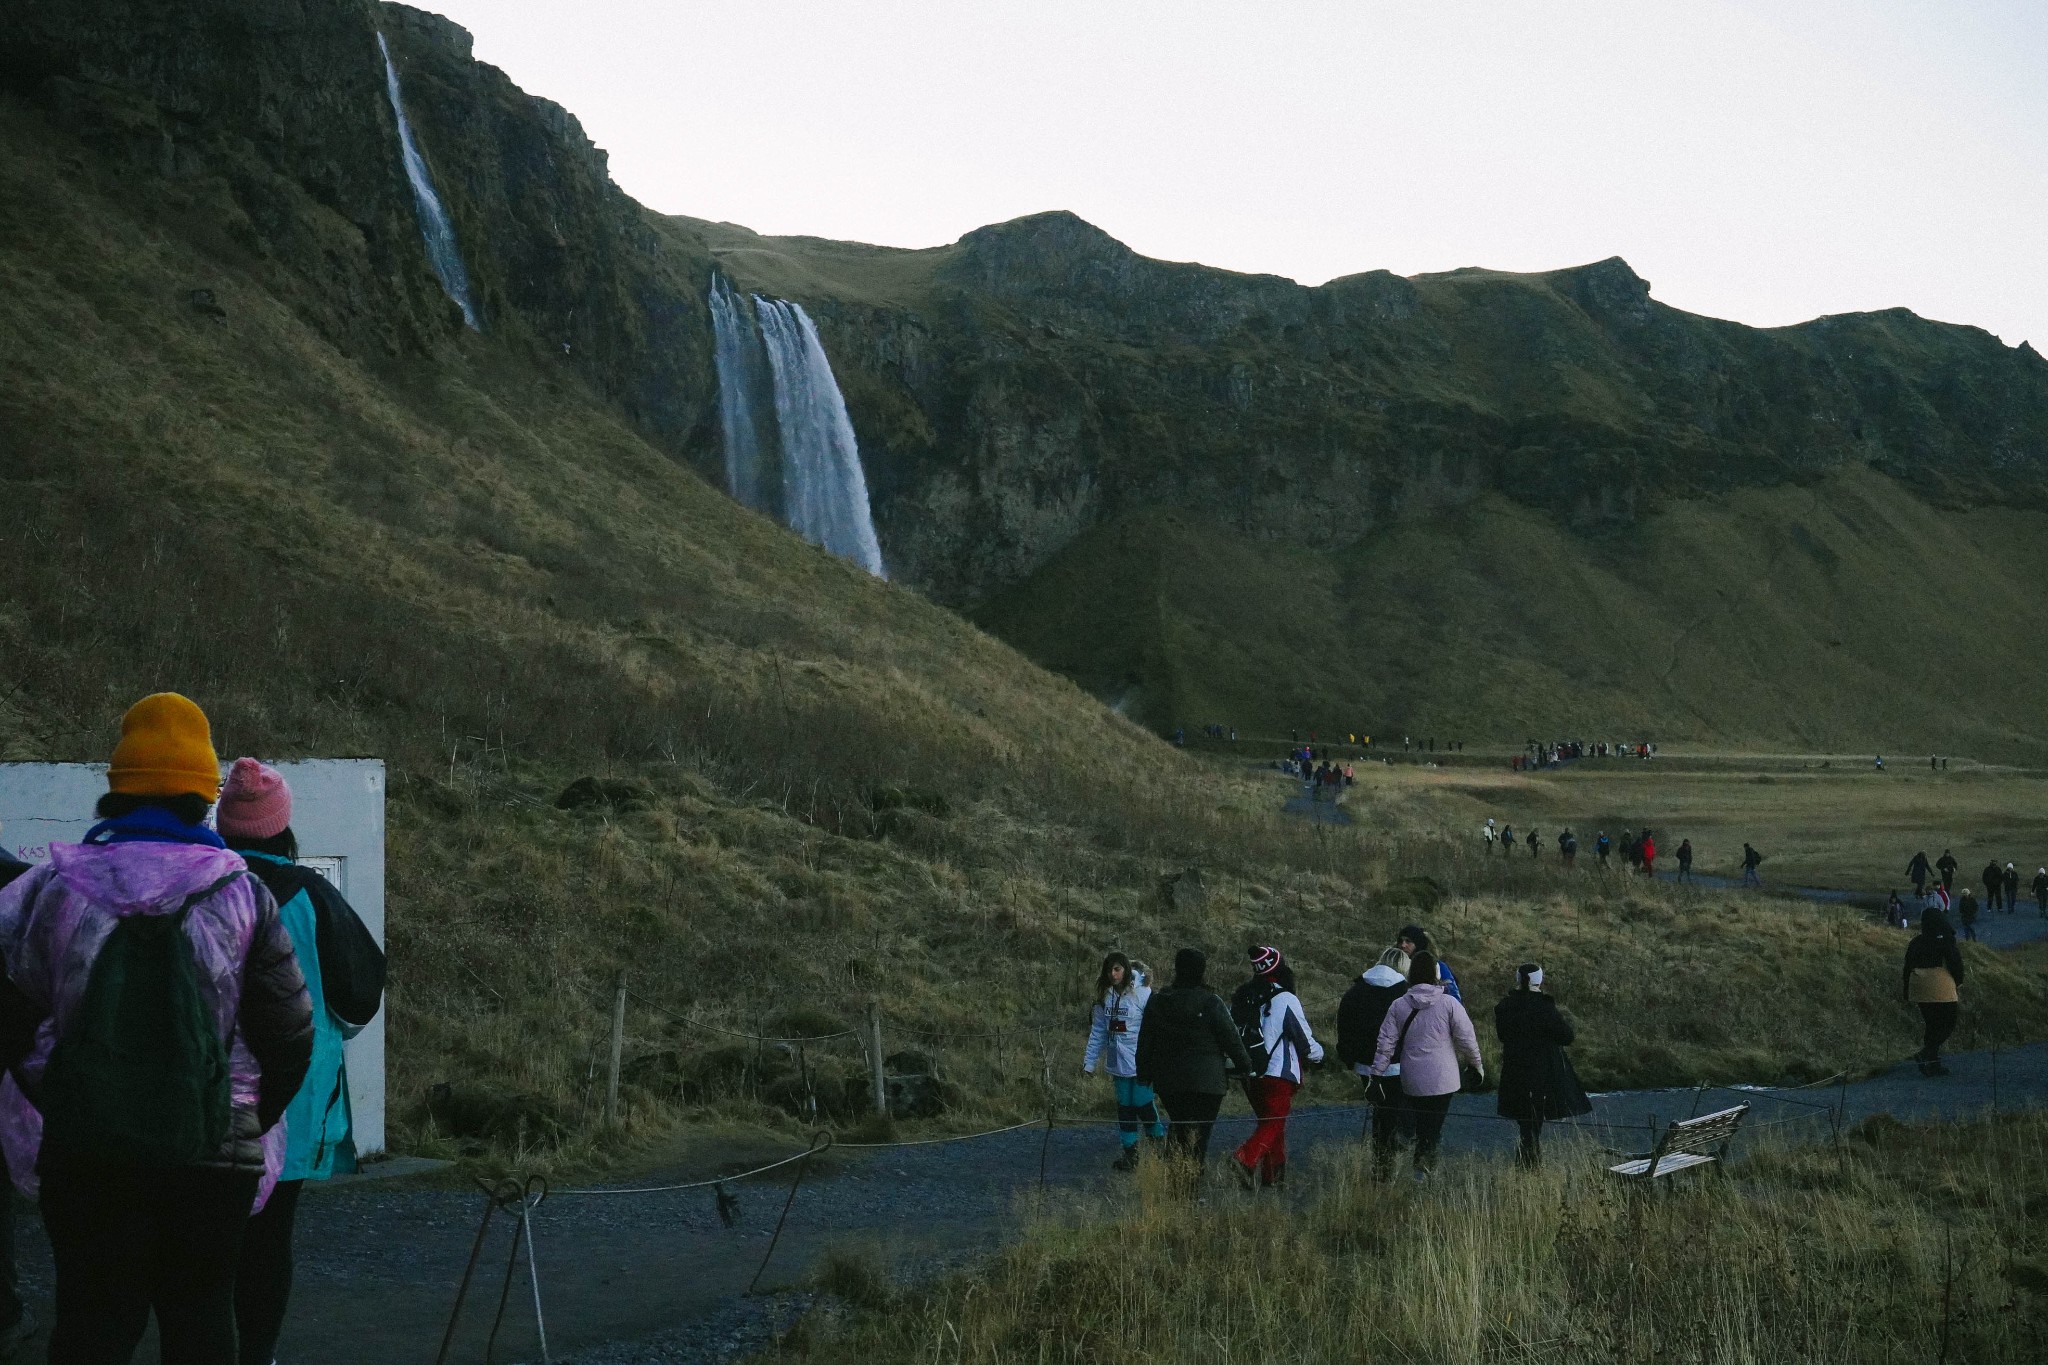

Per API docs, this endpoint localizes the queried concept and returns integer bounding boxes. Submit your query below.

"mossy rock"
[555,775,654,811]
[1378,874,1445,914]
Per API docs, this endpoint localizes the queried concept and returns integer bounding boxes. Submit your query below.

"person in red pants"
[1229,946,1324,1189]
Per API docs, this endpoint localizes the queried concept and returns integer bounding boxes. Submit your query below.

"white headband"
[1517,965,1543,988]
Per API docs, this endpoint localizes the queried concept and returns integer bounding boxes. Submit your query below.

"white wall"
[0,760,387,1155]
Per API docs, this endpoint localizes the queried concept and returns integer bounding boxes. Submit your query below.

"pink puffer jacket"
[1370,983,1483,1097]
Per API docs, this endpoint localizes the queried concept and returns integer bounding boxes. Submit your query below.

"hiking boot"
[1231,1159,1258,1192]
[1111,1148,1141,1173]
[1919,1060,1951,1077]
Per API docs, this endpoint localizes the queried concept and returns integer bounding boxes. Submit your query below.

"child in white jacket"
[1082,953,1165,1170]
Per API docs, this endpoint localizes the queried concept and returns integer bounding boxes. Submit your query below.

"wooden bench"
[1608,1103,1749,1180]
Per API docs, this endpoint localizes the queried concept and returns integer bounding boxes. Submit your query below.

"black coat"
[1335,973,1408,1071]
[1133,984,1253,1096]
[1493,990,1591,1122]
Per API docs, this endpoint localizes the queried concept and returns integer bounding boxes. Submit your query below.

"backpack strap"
[171,872,250,924]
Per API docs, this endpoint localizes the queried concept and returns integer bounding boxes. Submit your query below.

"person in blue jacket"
[216,759,386,1365]
[1397,925,1461,1001]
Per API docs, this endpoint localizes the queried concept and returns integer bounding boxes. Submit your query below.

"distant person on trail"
[218,759,387,1365]
[1741,843,1764,888]
[1903,908,1965,1076]
[0,694,313,1364]
[1338,947,1414,1178]
[1483,819,1496,853]
[1886,891,1906,928]
[1132,949,1255,1172]
[1936,849,1958,891]
[1906,851,1932,897]
[1500,824,1515,856]
[1639,830,1657,878]
[1622,830,1640,874]
[1676,839,1694,883]
[1493,963,1590,1167]
[2035,867,2048,917]
[1229,947,1324,1189]
[1558,829,1577,868]
[1370,951,1483,1180]
[2003,863,2019,916]
[1082,952,1165,1172]
[1982,860,2004,914]
[1596,832,1611,868]
[1397,925,1462,1001]
[1527,828,1540,859]
[1957,889,1980,941]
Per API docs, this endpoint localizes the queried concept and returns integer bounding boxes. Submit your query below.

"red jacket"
[1640,836,1657,863]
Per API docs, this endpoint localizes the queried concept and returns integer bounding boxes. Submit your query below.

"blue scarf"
[83,806,226,850]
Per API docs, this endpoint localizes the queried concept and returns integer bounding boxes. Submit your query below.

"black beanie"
[1398,924,1430,949]
[1173,947,1207,986]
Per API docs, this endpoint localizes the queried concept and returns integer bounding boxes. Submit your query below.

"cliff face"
[1,0,723,475]
[722,212,2048,606]
[9,0,2047,624]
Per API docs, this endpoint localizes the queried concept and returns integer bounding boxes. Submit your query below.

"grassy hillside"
[978,469,2048,758]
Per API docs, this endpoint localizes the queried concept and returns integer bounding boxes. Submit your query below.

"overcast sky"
[427,0,2047,348]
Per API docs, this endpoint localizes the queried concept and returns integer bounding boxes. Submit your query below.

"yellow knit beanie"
[106,693,221,801]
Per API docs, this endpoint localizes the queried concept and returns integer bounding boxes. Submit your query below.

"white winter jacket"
[1256,988,1325,1085]
[1083,984,1151,1077]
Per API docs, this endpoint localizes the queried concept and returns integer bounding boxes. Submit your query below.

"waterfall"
[708,276,779,517]
[378,33,480,331]
[756,298,887,578]
[707,277,886,578]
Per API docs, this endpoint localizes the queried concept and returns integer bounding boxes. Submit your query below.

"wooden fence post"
[868,1000,888,1119]
[604,970,627,1126]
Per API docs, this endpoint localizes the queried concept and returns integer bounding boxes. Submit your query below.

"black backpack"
[1230,979,1283,1074]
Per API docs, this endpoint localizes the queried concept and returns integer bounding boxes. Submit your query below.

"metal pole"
[604,970,627,1127]
[867,1000,888,1119]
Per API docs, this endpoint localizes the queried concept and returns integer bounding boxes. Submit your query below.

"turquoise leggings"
[1113,1076,1167,1147]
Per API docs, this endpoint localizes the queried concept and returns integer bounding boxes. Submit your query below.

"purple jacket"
[0,840,312,1179]
[1370,983,1483,1097]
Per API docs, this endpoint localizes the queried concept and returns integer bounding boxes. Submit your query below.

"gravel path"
[0,1041,1989,1363]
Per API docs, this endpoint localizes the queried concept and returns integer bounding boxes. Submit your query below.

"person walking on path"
[1482,819,1496,854]
[1906,851,1932,897]
[1982,860,2004,915]
[1639,830,1657,878]
[1082,951,1166,1171]
[1500,824,1515,858]
[1936,849,1958,891]
[1229,947,1324,1189]
[1369,952,1483,1179]
[1396,925,1462,1001]
[1493,963,1590,1166]
[1741,843,1764,888]
[1903,908,1965,1076]
[1132,949,1255,1172]
[2003,863,2020,916]
[1676,839,1694,883]
[1526,828,1540,859]
[2034,867,2048,917]
[218,759,387,1365]
[0,694,313,1365]
[1557,829,1577,869]
[1337,948,1413,1178]
[1957,889,1980,941]
[1595,832,1611,869]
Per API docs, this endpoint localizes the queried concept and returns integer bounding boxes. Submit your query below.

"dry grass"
[765,1112,2048,1364]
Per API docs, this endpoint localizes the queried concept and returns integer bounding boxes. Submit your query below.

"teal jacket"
[241,853,386,1181]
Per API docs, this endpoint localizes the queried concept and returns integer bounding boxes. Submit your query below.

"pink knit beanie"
[217,758,293,839]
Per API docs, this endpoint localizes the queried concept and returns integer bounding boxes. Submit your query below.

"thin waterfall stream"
[378,33,479,330]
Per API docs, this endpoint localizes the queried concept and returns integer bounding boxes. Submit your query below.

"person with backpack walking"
[1336,947,1413,1177]
[0,694,313,1365]
[1741,843,1764,888]
[1369,952,1482,1179]
[215,760,386,1364]
[1131,949,1255,1171]
[1229,947,1323,1189]
[1906,851,1932,897]
[1595,832,1611,868]
[1902,908,1965,1075]
[1081,951,1165,1171]
[1557,829,1577,868]
[1493,963,1590,1166]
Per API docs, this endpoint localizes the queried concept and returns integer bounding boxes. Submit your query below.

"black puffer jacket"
[1336,966,1410,1071]
[1493,990,1591,1122]
[1134,986,1254,1095]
